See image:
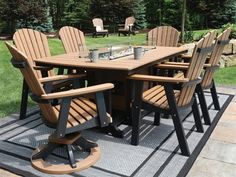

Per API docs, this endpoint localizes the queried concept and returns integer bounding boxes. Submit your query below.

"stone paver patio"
[188,87,236,177]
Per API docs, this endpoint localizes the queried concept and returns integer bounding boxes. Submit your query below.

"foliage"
[222,23,236,39]
[0,0,53,33]
[62,0,91,30]
[132,0,147,29]
[184,30,194,43]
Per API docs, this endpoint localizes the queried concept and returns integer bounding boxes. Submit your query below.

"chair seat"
[174,72,185,79]
[54,97,98,128]
[96,29,108,33]
[118,28,129,32]
[143,85,180,109]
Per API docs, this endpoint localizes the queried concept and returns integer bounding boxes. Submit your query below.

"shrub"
[222,23,236,39]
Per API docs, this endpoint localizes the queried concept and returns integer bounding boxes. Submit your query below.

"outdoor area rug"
[0,92,233,177]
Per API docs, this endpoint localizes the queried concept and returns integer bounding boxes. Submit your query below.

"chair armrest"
[164,62,189,66]
[39,74,86,84]
[156,64,188,70]
[41,83,114,100]
[117,24,124,28]
[129,74,189,83]
[160,62,217,70]
[180,53,192,59]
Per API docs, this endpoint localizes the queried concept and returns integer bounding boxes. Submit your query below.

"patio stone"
[210,125,236,144]
[199,139,236,165]
[0,169,21,177]
[187,157,236,177]
[224,102,236,115]
[218,113,236,128]
[233,95,236,102]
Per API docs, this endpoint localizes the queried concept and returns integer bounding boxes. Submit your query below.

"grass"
[215,66,236,86]
[0,33,235,118]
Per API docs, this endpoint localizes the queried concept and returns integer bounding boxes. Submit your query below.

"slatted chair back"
[177,30,217,107]
[6,42,58,125]
[13,28,54,78]
[124,16,135,30]
[201,28,231,88]
[148,26,180,47]
[92,18,104,30]
[59,26,87,54]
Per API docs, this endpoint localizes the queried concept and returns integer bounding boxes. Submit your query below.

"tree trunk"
[181,0,186,43]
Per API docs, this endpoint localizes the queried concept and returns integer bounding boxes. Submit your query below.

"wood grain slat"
[59,26,87,54]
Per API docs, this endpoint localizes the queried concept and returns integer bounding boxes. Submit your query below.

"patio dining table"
[35,46,188,137]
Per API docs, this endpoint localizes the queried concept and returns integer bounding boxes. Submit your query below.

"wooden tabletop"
[35,46,187,71]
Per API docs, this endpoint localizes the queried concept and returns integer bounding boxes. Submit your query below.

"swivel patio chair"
[92,18,109,37]
[129,30,216,156]
[157,28,231,114]
[13,28,76,119]
[118,16,135,36]
[6,42,114,174]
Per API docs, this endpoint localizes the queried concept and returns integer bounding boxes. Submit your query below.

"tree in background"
[132,0,147,29]
[62,0,91,30]
[0,0,52,33]
[48,0,65,29]
[145,0,164,28]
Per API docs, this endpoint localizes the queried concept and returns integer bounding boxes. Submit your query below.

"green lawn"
[0,33,235,118]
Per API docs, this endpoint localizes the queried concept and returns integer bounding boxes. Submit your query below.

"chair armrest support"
[39,74,86,84]
[129,74,189,83]
[33,65,53,71]
[41,83,114,100]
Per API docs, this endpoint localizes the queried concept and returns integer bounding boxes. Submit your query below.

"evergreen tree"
[62,0,91,29]
[132,0,147,29]
[0,0,52,33]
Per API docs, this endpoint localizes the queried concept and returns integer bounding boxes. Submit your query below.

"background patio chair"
[129,30,216,156]
[6,42,114,174]
[92,18,109,37]
[13,28,76,119]
[118,16,135,36]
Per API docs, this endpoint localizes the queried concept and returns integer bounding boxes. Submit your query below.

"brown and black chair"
[147,26,180,47]
[59,26,88,56]
[129,30,216,156]
[6,42,114,174]
[148,26,180,78]
[92,18,109,37]
[118,16,136,36]
[13,28,77,119]
[157,28,231,113]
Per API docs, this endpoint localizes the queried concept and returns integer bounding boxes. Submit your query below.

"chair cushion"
[96,26,102,31]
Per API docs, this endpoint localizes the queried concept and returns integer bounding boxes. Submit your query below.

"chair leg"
[19,79,29,119]
[66,145,77,168]
[164,84,190,156]
[131,80,143,146]
[171,110,190,156]
[196,84,211,125]
[210,80,220,110]
[32,142,60,160]
[154,112,161,126]
[192,96,204,133]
